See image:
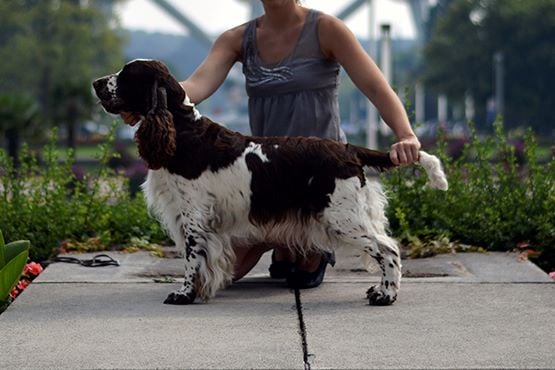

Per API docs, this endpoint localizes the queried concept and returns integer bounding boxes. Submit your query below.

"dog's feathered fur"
[93,60,448,305]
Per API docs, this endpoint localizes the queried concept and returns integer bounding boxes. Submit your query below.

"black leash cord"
[47,254,120,267]
[294,286,312,370]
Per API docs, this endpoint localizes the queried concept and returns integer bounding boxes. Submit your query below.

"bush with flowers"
[0,125,167,263]
[1,261,44,314]
[8,262,43,300]
[0,230,41,314]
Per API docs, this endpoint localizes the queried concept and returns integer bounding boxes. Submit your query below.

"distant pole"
[366,0,378,149]
[438,94,448,126]
[493,51,504,118]
[408,0,430,128]
[379,23,392,136]
[415,82,425,123]
[465,91,475,123]
[380,24,392,83]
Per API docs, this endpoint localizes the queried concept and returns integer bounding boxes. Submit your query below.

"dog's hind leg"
[331,230,401,305]
[322,209,402,305]
[360,234,401,305]
[323,178,401,305]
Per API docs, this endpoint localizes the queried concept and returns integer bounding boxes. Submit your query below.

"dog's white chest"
[142,156,255,233]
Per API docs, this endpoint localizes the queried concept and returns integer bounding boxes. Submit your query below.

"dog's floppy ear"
[135,78,176,170]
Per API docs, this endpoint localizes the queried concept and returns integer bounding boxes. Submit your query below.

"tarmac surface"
[0,248,553,369]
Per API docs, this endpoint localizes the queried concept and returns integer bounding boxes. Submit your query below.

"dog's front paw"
[366,285,397,306]
[164,290,196,305]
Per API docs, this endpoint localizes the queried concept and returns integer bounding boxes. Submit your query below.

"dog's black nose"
[92,77,112,103]
[92,78,105,92]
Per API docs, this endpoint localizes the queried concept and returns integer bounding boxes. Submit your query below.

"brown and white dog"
[93,60,448,306]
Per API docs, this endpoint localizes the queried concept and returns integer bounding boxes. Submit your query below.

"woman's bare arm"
[180,24,245,104]
[318,14,420,164]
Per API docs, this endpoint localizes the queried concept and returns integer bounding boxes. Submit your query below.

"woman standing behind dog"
[122,0,421,288]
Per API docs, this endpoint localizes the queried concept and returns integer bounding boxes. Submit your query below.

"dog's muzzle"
[93,75,123,114]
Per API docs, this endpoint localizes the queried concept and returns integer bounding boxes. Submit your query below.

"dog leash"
[46,254,120,267]
[294,286,313,370]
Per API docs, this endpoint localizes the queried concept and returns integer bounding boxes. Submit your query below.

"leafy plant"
[383,119,554,271]
[0,230,30,305]
[0,124,167,262]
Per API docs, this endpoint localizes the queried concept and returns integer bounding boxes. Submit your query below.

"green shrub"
[382,120,554,271]
[0,125,166,261]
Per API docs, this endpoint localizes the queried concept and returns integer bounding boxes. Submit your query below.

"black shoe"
[286,251,336,289]
[268,250,295,279]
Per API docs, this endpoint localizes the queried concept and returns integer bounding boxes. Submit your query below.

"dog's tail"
[417,151,448,190]
[354,146,448,191]
[352,146,396,171]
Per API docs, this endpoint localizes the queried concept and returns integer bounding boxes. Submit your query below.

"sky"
[117,0,417,40]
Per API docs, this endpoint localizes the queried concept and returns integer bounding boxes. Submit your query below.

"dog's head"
[93,59,187,170]
[93,59,185,116]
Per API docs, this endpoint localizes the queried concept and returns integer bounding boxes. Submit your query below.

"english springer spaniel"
[93,60,448,306]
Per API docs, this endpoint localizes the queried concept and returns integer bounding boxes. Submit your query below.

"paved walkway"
[0,249,553,369]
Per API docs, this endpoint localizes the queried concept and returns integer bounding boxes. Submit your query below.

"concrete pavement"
[0,249,553,369]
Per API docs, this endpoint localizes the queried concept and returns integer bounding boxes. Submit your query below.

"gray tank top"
[241,9,344,141]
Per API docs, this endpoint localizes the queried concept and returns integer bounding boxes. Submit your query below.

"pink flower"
[549,272,555,280]
[16,280,30,291]
[516,248,538,261]
[516,241,530,249]
[9,287,19,299]
[23,262,43,277]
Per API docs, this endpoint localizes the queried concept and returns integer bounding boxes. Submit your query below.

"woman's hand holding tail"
[390,135,421,165]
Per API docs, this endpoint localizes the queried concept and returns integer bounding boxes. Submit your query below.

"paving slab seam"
[32,281,291,285]
[318,280,554,285]
[32,281,176,285]
[32,280,554,285]
[293,288,313,370]
[390,280,554,285]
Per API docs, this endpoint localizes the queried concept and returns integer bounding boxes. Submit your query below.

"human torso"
[241,9,343,141]
[254,9,309,65]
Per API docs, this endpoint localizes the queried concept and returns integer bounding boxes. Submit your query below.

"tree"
[0,0,124,153]
[0,94,38,167]
[423,0,555,133]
